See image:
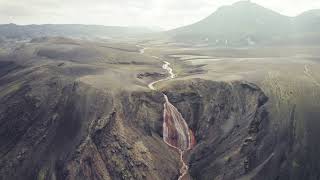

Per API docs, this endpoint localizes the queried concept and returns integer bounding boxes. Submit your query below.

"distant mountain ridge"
[167,1,320,46]
[0,24,156,40]
[1,1,319,46]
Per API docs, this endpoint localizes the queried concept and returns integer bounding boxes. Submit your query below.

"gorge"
[147,59,196,180]
[0,36,317,180]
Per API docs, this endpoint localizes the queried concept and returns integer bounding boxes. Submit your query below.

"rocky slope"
[0,59,275,180]
[0,38,317,180]
[0,59,179,180]
[162,80,270,180]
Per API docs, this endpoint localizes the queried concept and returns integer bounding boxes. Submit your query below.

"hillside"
[0,24,156,40]
[167,1,320,46]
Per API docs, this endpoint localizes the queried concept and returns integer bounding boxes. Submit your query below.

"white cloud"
[0,0,319,29]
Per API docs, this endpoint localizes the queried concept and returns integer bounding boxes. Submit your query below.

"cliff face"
[163,80,270,180]
[64,90,180,180]
[0,60,179,180]
[0,60,274,180]
[1,37,318,180]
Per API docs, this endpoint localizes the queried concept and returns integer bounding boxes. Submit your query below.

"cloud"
[0,0,319,29]
[0,4,35,17]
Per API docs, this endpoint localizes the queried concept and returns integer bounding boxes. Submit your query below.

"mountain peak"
[298,9,320,18]
[217,0,259,10]
[168,1,315,46]
[232,0,254,6]
[214,0,270,15]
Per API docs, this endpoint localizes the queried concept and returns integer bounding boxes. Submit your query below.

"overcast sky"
[0,0,319,30]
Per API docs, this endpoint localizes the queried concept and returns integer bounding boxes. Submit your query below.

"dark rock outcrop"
[137,72,166,79]
[0,58,306,180]
[162,79,271,180]
[0,61,179,180]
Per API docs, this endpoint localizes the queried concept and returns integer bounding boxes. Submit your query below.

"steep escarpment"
[0,65,114,179]
[0,61,180,180]
[64,91,180,180]
[0,59,279,180]
[2,37,316,179]
[162,79,270,180]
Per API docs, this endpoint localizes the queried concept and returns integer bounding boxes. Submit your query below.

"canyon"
[147,59,196,180]
[1,1,320,179]
[0,36,319,180]
[163,93,196,180]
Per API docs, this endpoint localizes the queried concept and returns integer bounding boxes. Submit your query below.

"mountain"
[295,10,320,32]
[0,24,156,40]
[167,1,320,46]
[2,2,319,46]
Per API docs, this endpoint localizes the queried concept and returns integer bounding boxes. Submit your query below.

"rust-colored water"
[144,55,196,180]
[163,94,196,180]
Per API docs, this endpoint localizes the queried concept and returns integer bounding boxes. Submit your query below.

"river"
[141,46,195,180]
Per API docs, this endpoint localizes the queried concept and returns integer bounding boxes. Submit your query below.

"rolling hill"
[0,24,156,40]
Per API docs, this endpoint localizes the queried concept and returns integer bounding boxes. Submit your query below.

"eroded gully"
[142,48,196,180]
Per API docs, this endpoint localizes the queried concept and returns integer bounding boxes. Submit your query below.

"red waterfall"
[163,94,196,180]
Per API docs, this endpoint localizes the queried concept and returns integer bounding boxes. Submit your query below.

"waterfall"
[144,54,196,179]
[163,94,196,180]
[163,94,195,151]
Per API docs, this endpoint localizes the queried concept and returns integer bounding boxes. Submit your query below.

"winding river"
[141,46,196,180]
[148,61,175,90]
